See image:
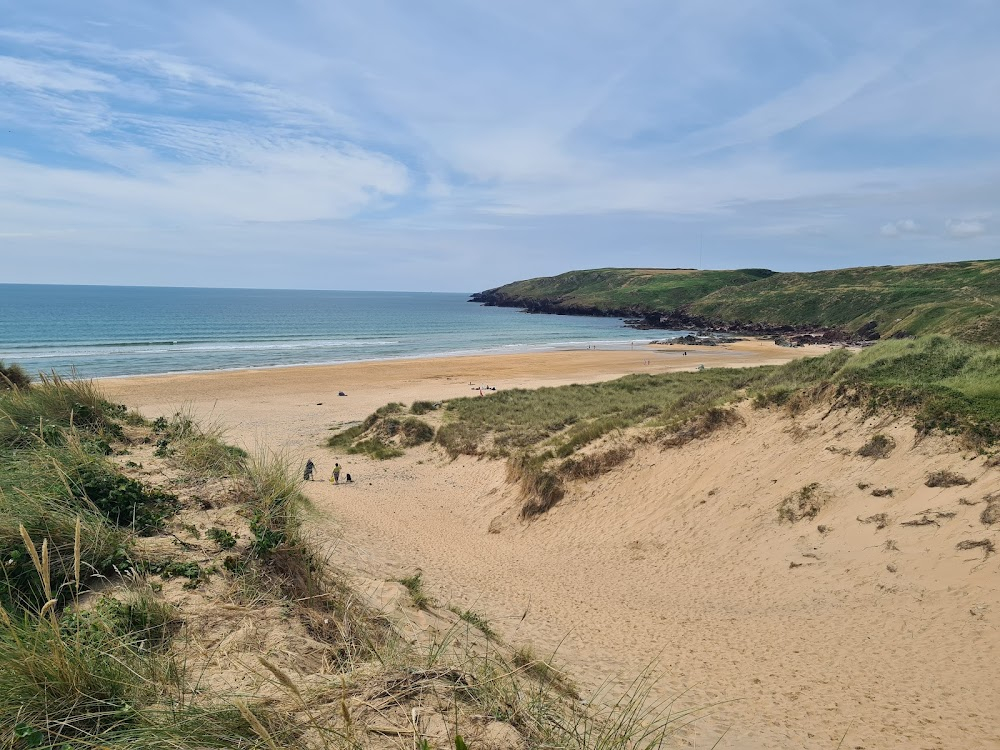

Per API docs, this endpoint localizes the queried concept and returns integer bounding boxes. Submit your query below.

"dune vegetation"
[1,372,697,749]
[334,336,1000,519]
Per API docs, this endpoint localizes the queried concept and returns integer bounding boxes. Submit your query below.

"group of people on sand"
[303,458,352,484]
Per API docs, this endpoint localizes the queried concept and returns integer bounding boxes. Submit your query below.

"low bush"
[207,527,237,550]
[72,461,179,535]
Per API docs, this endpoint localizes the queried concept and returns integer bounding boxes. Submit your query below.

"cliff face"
[469,287,863,342]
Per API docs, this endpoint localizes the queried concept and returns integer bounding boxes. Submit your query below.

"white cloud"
[2,1,1000,289]
[880,218,920,237]
[0,55,117,92]
[946,219,986,238]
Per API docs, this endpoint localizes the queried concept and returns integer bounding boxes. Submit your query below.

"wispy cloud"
[1,1,998,290]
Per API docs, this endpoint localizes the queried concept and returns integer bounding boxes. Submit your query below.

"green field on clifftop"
[475,259,1000,342]
[476,267,774,311]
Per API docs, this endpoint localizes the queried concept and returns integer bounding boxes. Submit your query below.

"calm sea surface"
[0,285,677,378]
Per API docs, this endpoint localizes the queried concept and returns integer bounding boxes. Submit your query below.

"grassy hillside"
[472,267,775,312]
[474,259,1000,342]
[689,260,1000,342]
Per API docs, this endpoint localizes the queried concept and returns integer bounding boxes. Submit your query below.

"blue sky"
[1,1,998,291]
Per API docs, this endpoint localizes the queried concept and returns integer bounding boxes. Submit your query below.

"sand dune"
[300,407,999,749]
[104,341,1000,749]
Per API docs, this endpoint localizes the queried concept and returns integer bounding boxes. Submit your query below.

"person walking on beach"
[303,458,315,481]
[331,463,341,484]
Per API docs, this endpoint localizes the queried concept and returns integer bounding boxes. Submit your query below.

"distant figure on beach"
[331,463,341,484]
[303,458,315,481]
[345,473,353,483]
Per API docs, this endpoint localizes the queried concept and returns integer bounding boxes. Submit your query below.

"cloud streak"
[0,1,998,290]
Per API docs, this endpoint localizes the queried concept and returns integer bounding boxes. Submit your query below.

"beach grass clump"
[410,400,437,415]
[326,410,432,459]
[661,406,744,448]
[152,410,247,476]
[857,433,896,459]
[778,483,828,523]
[346,437,405,460]
[0,360,31,390]
[326,423,365,450]
[0,444,136,611]
[0,551,301,749]
[925,469,971,488]
[399,417,435,446]
[559,444,635,481]
[0,372,126,449]
[507,452,566,519]
[396,571,431,609]
[454,608,496,639]
[0,599,158,741]
[237,450,305,558]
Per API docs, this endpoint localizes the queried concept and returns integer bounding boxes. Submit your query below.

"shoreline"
[101,339,833,451]
[90,337,681,382]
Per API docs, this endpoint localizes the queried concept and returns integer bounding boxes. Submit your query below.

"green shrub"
[207,527,237,550]
[72,462,179,535]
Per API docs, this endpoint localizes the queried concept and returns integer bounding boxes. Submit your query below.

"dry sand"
[102,340,812,455]
[104,340,1000,749]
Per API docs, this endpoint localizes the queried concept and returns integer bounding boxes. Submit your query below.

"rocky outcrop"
[470,290,886,344]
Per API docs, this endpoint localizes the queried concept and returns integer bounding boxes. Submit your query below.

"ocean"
[0,285,676,379]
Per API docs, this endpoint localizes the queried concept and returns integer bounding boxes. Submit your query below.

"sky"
[1,1,998,292]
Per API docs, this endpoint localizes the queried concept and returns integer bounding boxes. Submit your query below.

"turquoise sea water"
[0,285,679,378]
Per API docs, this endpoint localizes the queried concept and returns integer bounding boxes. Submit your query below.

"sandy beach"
[102,340,818,454]
[103,339,1000,749]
